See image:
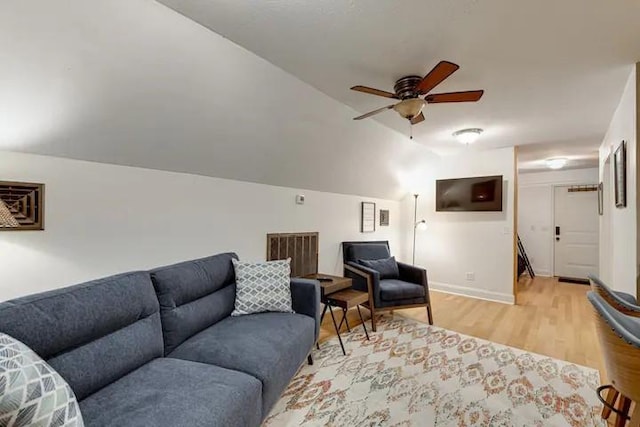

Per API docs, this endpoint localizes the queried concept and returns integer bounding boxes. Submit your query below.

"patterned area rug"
[265,315,604,427]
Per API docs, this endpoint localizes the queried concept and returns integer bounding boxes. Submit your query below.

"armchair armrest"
[397,262,427,285]
[589,274,640,318]
[397,262,430,302]
[290,278,321,340]
[344,262,381,307]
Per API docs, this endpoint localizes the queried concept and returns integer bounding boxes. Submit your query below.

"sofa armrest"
[290,278,321,340]
[344,262,381,307]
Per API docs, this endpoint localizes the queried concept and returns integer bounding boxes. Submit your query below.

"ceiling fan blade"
[415,61,460,95]
[426,90,484,103]
[353,104,397,120]
[351,85,399,99]
[410,112,425,125]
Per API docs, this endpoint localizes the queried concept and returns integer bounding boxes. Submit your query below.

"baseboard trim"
[429,281,515,305]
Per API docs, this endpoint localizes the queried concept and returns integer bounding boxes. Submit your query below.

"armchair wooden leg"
[602,387,619,420]
[426,303,434,325]
[615,395,632,427]
[629,403,640,427]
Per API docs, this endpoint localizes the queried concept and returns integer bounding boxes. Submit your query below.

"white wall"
[599,65,638,296]
[0,152,402,301]
[517,168,599,276]
[401,147,516,304]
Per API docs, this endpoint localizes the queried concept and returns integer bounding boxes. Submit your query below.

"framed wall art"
[361,202,376,233]
[614,141,626,208]
[380,209,389,226]
[0,181,45,231]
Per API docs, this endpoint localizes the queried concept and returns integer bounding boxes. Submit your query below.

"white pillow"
[232,258,293,316]
[0,333,85,426]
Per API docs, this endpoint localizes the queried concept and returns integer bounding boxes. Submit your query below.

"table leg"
[343,308,351,332]
[328,305,346,355]
[320,303,328,324]
[357,305,370,340]
[337,308,351,332]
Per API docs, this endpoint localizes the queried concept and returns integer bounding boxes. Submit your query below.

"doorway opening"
[517,168,600,287]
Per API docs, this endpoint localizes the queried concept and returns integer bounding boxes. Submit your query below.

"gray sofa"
[0,252,320,427]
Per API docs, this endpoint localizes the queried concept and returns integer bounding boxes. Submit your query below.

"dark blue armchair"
[342,240,432,331]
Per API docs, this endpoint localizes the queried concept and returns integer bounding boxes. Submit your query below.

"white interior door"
[553,186,599,279]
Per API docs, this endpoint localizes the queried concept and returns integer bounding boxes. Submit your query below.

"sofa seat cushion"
[168,312,315,416]
[379,279,426,301]
[79,358,262,427]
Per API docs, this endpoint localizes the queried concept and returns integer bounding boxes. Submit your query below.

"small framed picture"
[380,209,389,226]
[598,182,603,216]
[361,202,376,233]
[614,141,626,208]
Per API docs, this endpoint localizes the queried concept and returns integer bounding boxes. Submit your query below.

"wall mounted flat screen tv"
[436,175,503,212]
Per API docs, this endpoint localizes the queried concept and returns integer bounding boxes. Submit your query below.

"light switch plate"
[295,194,305,205]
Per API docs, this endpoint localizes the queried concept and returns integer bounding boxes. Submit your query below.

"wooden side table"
[324,289,370,355]
[306,273,370,355]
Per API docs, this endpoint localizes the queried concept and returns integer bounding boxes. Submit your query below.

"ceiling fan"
[350,61,484,128]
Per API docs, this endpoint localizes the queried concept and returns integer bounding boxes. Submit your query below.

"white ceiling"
[158,0,640,163]
[518,139,600,173]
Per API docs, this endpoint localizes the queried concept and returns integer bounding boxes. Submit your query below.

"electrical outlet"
[466,272,475,281]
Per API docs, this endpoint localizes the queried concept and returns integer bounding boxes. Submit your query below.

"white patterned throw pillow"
[232,258,293,316]
[0,333,84,427]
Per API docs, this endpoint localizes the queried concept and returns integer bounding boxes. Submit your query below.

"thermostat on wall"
[296,195,305,205]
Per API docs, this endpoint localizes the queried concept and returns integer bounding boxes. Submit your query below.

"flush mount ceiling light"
[545,158,568,170]
[452,128,483,144]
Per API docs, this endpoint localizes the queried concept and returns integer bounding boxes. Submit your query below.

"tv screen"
[436,175,503,212]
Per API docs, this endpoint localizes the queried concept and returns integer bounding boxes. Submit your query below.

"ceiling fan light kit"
[453,128,483,144]
[393,98,426,119]
[350,61,485,135]
[545,158,568,169]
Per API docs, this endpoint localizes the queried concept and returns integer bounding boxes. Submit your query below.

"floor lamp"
[412,194,427,265]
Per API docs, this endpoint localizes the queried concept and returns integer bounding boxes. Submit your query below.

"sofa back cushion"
[150,253,238,354]
[0,272,163,401]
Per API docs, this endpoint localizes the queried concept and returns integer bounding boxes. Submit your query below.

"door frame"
[513,147,519,304]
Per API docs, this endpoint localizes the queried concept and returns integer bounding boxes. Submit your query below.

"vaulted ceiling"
[159,0,640,168]
[2,1,640,197]
[0,0,437,200]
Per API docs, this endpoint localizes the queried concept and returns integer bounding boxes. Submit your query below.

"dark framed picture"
[380,209,390,226]
[361,202,376,233]
[614,141,626,208]
[0,181,45,231]
[598,182,603,216]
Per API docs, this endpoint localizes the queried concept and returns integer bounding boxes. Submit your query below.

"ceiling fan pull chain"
[409,122,413,140]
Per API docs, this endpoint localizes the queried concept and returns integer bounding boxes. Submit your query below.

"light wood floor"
[319,276,605,379]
